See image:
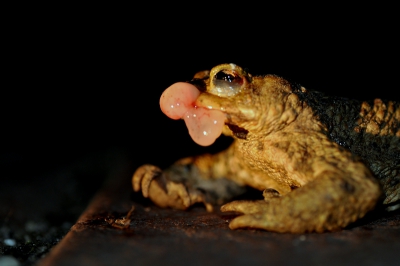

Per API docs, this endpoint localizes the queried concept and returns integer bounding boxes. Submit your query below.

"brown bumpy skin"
[132,63,400,233]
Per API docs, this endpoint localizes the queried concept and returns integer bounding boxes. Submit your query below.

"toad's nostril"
[188,78,207,92]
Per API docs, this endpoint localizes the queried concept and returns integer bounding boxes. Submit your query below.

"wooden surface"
[37,167,400,266]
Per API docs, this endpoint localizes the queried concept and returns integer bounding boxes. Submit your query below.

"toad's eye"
[211,70,244,97]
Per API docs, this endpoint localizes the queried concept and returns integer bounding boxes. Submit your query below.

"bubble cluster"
[160,82,225,146]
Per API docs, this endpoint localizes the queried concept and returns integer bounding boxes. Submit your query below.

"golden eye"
[212,70,244,97]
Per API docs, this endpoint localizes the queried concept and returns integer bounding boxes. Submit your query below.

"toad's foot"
[132,164,213,211]
[221,199,325,233]
[222,198,345,234]
[221,200,292,232]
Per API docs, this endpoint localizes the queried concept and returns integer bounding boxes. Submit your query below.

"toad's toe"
[221,200,270,214]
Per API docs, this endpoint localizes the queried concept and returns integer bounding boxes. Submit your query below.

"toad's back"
[294,88,400,210]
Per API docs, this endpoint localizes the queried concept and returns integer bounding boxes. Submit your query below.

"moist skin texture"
[133,63,400,233]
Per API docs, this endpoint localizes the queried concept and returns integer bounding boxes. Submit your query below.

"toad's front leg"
[132,146,247,212]
[221,162,382,233]
[133,164,206,210]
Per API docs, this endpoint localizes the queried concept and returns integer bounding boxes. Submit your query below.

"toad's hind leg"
[221,166,382,233]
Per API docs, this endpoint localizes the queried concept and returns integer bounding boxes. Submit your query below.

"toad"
[133,63,399,233]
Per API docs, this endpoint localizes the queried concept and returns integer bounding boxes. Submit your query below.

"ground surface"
[31,162,400,266]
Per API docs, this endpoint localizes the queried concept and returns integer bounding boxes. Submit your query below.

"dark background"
[1,4,398,263]
[3,7,398,173]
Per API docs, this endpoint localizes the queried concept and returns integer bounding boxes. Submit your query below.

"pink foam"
[159,82,225,146]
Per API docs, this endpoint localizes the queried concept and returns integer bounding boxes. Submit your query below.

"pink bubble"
[183,107,225,146]
[159,82,226,146]
[159,82,200,120]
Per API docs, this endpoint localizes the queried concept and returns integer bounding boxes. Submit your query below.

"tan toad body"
[133,63,400,233]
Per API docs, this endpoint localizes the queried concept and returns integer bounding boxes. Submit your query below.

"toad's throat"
[227,123,248,139]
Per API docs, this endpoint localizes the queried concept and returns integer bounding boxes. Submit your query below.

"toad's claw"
[132,164,162,198]
[151,180,214,211]
[165,181,191,208]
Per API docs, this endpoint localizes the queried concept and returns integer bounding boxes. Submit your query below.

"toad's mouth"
[226,123,248,140]
[160,79,254,146]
